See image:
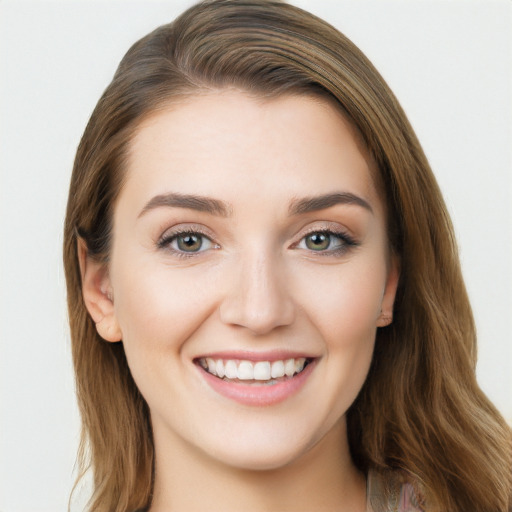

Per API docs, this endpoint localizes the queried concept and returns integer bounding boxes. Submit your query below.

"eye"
[296,230,356,254]
[158,230,216,255]
[303,232,333,251]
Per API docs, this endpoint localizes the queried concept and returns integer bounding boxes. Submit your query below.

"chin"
[198,418,333,473]
[212,444,309,472]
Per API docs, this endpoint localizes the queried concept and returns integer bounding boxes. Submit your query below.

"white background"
[1,1,511,511]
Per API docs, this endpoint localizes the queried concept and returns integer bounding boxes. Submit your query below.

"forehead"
[121,90,382,216]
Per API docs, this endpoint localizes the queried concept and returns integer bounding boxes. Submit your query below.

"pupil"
[178,234,201,252]
[307,233,329,251]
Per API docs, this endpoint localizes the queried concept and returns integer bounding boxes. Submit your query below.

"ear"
[77,238,122,342]
[376,254,400,327]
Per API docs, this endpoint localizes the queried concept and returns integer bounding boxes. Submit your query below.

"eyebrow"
[139,193,232,218]
[288,192,373,215]
[138,191,372,218]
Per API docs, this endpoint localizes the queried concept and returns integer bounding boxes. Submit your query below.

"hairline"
[122,84,386,218]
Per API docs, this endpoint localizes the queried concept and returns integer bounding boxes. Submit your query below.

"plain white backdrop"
[0,1,511,511]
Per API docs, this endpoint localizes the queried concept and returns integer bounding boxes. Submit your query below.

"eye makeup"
[157,224,219,259]
[290,223,359,257]
[156,220,360,261]
[296,229,358,256]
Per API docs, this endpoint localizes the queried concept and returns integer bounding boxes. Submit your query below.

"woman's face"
[93,90,398,470]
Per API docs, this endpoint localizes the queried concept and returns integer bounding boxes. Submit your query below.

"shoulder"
[367,469,425,512]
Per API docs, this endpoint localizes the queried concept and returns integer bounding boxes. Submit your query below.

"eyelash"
[157,227,218,259]
[293,228,358,256]
[157,227,358,259]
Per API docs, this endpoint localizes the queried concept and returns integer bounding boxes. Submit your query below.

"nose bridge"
[219,245,295,334]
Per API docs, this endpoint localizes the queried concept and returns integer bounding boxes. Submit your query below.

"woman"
[63,1,512,511]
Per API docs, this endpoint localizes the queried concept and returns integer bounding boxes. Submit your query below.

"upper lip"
[193,350,318,362]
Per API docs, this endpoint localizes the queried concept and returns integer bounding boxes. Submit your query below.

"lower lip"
[197,360,316,406]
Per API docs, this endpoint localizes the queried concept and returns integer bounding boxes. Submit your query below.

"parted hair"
[63,1,512,511]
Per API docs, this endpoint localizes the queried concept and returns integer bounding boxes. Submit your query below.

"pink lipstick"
[194,352,317,406]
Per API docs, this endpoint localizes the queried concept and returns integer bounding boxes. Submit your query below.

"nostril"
[219,293,295,334]
[218,255,296,333]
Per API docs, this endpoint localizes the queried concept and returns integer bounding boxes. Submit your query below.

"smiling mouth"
[195,357,313,386]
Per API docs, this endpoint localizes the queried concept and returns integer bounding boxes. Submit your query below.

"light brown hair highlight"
[64,1,512,511]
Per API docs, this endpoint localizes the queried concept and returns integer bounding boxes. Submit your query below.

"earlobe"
[376,254,400,328]
[376,312,393,327]
[77,238,122,342]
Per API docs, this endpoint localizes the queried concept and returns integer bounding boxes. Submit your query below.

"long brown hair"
[64,1,512,511]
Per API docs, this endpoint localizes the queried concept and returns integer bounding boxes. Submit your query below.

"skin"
[81,90,399,511]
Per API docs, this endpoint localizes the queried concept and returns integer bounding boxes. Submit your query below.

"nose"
[219,251,295,335]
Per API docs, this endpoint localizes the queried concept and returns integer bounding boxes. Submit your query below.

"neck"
[149,420,366,512]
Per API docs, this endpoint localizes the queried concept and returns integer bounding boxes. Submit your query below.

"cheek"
[111,257,220,353]
[108,258,223,410]
[296,258,386,398]
[297,259,386,342]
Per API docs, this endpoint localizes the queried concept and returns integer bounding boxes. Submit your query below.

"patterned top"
[135,470,425,512]
[367,470,425,512]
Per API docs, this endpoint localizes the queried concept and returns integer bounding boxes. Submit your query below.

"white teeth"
[215,360,225,378]
[206,358,216,375]
[271,360,285,378]
[225,360,238,379]
[254,361,271,380]
[199,357,309,381]
[295,357,306,374]
[237,361,254,380]
[284,358,295,377]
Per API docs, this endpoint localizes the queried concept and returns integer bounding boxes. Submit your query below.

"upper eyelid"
[156,222,356,247]
[299,226,346,237]
[157,230,218,258]
[158,224,216,242]
[292,222,355,242]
